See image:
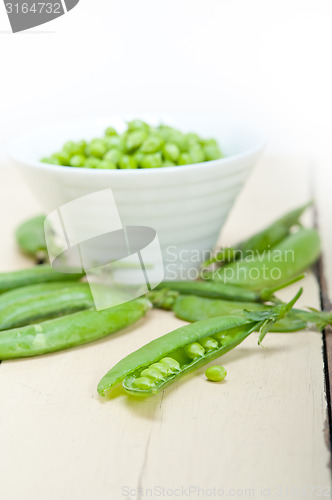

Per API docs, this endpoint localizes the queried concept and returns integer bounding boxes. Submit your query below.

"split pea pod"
[0,297,150,360]
[0,283,94,330]
[202,202,311,269]
[166,294,332,333]
[208,228,320,290]
[97,291,301,397]
[0,265,83,293]
[15,215,47,263]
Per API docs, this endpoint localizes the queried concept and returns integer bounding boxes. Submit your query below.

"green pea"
[186,132,200,146]
[141,135,164,153]
[133,151,145,168]
[69,154,86,168]
[126,130,146,152]
[159,357,181,372]
[169,131,187,152]
[201,138,219,148]
[41,157,60,165]
[127,119,150,132]
[205,365,227,382]
[163,160,176,167]
[62,140,77,157]
[163,142,180,162]
[99,160,117,169]
[184,342,205,359]
[105,127,118,137]
[119,155,137,169]
[203,144,222,161]
[104,149,122,165]
[104,136,125,151]
[177,153,192,165]
[76,140,87,155]
[133,377,156,390]
[140,367,164,381]
[52,151,71,166]
[189,144,205,163]
[141,153,163,169]
[84,158,102,169]
[63,140,86,157]
[150,362,173,377]
[199,337,219,352]
[88,139,108,158]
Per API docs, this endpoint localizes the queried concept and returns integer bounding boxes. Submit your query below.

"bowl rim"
[7,114,267,177]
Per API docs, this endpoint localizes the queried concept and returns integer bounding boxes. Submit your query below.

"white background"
[0,0,332,167]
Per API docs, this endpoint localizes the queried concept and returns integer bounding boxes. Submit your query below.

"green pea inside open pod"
[97,289,302,398]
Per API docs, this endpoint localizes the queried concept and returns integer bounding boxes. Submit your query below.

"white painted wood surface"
[0,156,331,500]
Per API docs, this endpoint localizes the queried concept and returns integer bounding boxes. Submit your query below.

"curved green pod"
[155,280,260,302]
[0,281,90,313]
[97,291,301,397]
[209,229,320,290]
[15,215,47,262]
[202,202,311,269]
[153,275,304,304]
[0,265,83,293]
[171,295,332,332]
[0,283,94,330]
[237,202,311,255]
[0,297,150,360]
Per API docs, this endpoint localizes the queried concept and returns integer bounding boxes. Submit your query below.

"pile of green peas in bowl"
[41,119,223,170]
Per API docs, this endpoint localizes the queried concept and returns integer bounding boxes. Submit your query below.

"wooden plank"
[0,157,330,500]
[313,157,332,466]
[315,253,332,462]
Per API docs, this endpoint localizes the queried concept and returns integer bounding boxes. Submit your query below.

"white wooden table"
[0,154,331,500]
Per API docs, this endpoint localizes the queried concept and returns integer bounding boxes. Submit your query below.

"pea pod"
[0,297,150,360]
[153,275,304,304]
[0,283,94,330]
[208,228,320,290]
[202,202,311,269]
[165,294,332,333]
[0,281,88,313]
[15,215,47,263]
[0,265,83,293]
[97,290,302,397]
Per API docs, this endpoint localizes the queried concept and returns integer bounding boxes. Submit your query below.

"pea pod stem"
[97,290,302,398]
[165,294,332,333]
[0,297,150,360]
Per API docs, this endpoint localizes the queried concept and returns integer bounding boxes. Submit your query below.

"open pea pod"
[97,290,302,398]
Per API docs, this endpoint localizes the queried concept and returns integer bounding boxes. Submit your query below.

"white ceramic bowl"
[8,114,265,279]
